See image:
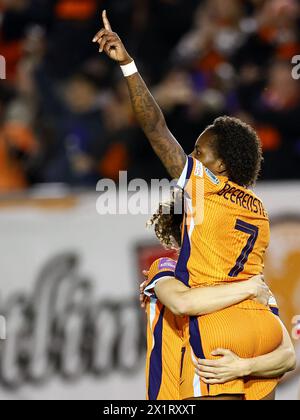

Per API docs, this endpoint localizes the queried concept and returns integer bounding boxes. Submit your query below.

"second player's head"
[148,190,183,251]
[193,116,263,188]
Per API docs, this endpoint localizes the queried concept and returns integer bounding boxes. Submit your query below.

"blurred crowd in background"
[0,0,299,193]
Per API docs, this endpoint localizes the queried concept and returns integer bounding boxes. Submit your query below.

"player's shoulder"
[187,156,227,189]
[184,156,222,185]
[144,258,177,298]
[217,180,269,219]
[181,157,269,218]
[177,156,222,191]
[149,258,177,278]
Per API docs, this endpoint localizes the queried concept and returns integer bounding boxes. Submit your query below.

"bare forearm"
[126,73,186,178]
[246,322,296,378]
[155,279,256,317]
[245,349,294,378]
[180,281,257,316]
[195,340,295,385]
[126,73,165,136]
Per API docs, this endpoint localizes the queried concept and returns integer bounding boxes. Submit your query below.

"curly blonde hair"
[147,191,184,250]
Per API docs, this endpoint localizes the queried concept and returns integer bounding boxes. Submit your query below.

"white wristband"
[120,61,138,77]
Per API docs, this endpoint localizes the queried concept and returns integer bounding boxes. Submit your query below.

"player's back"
[176,157,270,288]
[176,158,282,401]
[144,258,183,400]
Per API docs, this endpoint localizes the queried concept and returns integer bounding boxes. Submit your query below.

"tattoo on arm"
[126,73,186,178]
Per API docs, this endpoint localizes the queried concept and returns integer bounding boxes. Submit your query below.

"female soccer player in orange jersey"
[140,193,295,400]
[93,11,296,400]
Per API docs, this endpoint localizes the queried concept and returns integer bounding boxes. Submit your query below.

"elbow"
[172,294,197,317]
[288,352,297,373]
[171,303,186,317]
[171,296,190,317]
[285,348,297,373]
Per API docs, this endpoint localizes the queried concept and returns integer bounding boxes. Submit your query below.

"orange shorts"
[180,300,283,400]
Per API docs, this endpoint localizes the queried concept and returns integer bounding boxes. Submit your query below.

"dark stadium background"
[0,0,299,400]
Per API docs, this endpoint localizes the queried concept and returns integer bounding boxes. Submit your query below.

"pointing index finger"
[102,10,112,31]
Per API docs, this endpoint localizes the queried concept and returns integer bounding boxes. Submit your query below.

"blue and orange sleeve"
[177,156,222,196]
[177,157,196,191]
[144,258,177,298]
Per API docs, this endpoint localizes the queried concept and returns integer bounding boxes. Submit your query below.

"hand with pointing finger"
[93,10,133,65]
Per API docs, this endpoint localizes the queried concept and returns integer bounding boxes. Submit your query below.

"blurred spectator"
[0,74,38,192]
[0,0,299,192]
[35,67,112,186]
[252,61,300,179]
[45,0,100,79]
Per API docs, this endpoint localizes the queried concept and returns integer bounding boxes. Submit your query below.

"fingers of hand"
[257,284,271,305]
[104,41,118,54]
[140,281,146,290]
[102,10,112,31]
[195,359,221,368]
[98,35,117,53]
[93,29,109,43]
[139,293,146,308]
[196,364,219,374]
[200,377,226,385]
[195,367,227,384]
[211,349,232,357]
[195,370,217,379]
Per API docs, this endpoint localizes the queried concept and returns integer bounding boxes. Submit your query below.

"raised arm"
[152,275,270,317]
[93,10,187,179]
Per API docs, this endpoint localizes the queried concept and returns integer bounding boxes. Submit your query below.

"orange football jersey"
[176,157,282,400]
[176,156,270,289]
[144,258,183,400]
